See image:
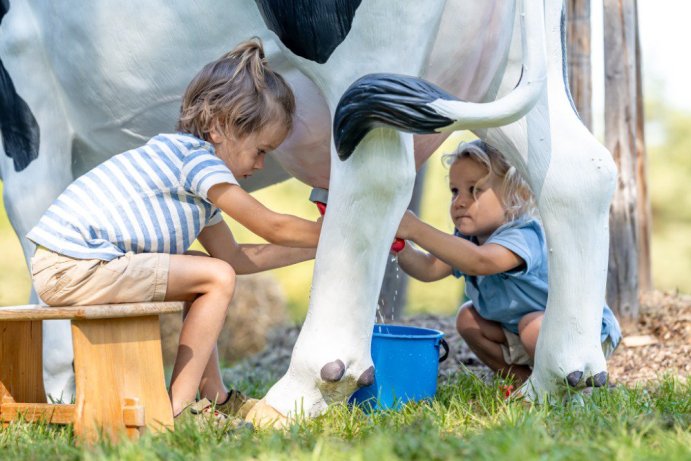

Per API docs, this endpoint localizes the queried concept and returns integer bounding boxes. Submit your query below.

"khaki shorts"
[501,330,618,367]
[31,247,170,306]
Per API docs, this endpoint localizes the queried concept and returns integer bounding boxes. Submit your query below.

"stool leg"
[71,315,173,443]
[0,320,47,405]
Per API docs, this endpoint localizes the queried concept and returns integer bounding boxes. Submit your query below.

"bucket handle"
[438,338,449,363]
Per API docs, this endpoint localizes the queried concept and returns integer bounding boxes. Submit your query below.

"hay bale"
[159,273,287,367]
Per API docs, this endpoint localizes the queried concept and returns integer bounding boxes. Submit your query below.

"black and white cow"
[0,0,616,424]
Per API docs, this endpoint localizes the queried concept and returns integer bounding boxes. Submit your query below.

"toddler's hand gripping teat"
[309,188,405,254]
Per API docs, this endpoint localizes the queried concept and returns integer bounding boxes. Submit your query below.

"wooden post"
[567,0,593,131]
[603,0,642,320]
[634,0,652,293]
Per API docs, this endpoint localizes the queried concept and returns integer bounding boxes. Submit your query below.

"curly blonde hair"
[177,37,295,142]
[442,140,536,221]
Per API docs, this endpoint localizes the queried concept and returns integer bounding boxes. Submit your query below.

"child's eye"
[450,187,458,197]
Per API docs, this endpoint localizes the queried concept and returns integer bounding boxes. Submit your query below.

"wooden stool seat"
[0,301,183,443]
[0,301,184,320]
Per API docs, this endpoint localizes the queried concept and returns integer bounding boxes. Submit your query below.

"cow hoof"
[566,370,583,387]
[244,398,288,429]
[357,366,375,387]
[584,371,608,388]
[320,359,346,382]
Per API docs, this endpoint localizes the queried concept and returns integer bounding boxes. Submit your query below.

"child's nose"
[453,194,467,208]
[255,156,265,170]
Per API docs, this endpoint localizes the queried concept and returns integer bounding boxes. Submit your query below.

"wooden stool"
[0,301,183,443]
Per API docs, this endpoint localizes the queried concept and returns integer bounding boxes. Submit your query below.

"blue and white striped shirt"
[27,133,238,260]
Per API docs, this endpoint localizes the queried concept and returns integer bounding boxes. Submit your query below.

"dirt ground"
[224,290,690,388]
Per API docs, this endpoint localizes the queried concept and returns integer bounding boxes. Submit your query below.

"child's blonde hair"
[177,37,295,142]
[442,140,535,221]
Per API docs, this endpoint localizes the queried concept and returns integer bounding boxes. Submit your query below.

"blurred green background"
[2,105,690,319]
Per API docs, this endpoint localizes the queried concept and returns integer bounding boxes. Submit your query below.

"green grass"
[1,374,689,460]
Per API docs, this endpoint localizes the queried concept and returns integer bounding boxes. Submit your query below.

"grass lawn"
[1,374,688,460]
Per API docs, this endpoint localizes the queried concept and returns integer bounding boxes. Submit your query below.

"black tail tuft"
[333,73,457,160]
[1,2,40,172]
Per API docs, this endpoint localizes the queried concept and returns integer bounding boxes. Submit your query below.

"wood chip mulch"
[607,290,690,386]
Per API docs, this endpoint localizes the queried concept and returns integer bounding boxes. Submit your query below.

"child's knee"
[209,260,236,298]
[455,301,477,336]
[517,311,543,334]
[517,311,543,355]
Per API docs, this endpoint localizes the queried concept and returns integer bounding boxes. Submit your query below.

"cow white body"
[0,0,615,416]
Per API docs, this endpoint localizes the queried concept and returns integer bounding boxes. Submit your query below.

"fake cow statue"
[0,0,616,423]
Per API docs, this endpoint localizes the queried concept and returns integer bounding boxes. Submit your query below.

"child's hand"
[396,210,419,241]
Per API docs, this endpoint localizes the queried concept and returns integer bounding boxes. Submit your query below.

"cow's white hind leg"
[484,92,617,400]
[528,125,616,400]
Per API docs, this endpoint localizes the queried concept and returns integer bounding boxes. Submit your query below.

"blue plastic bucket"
[349,324,449,410]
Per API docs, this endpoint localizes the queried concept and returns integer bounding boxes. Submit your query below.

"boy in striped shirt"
[27,38,321,424]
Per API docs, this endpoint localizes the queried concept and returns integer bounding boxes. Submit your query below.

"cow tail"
[333,73,458,160]
[333,0,547,161]
[0,2,40,173]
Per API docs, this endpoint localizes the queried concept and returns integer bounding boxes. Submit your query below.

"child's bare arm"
[396,211,522,276]
[396,243,453,282]
[198,221,316,274]
[207,183,321,248]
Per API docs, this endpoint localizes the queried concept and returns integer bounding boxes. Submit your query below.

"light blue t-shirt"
[27,133,238,260]
[453,217,621,347]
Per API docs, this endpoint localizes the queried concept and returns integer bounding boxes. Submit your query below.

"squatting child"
[395,140,621,384]
[27,38,320,423]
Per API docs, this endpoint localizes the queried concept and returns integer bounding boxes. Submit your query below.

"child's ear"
[209,126,223,144]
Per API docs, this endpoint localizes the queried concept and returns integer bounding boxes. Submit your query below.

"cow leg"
[528,125,615,401]
[2,146,76,403]
[481,90,616,400]
[2,130,76,403]
[0,2,76,402]
[247,129,416,425]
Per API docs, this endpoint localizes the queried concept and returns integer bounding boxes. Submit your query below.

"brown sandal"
[175,398,253,431]
[215,390,259,419]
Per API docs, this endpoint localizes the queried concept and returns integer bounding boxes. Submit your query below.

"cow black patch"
[255,0,362,64]
[333,73,456,160]
[0,1,40,172]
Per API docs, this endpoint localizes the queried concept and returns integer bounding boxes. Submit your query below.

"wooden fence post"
[634,0,652,293]
[567,0,593,130]
[603,0,645,320]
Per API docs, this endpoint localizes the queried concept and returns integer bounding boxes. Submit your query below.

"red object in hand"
[309,188,405,254]
[390,238,405,253]
[315,201,327,216]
